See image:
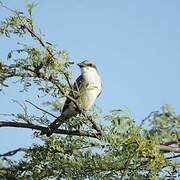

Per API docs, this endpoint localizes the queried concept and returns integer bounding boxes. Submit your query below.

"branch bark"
[0,120,100,138]
[157,145,180,153]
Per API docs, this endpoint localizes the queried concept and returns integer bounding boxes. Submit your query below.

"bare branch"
[158,145,180,153]
[0,120,100,138]
[139,111,159,127]
[0,148,27,157]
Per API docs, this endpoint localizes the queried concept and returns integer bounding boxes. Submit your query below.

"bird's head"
[77,60,97,74]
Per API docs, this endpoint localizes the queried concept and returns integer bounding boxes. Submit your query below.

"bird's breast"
[79,71,101,109]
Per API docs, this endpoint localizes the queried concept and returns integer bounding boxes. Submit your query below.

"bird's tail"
[45,115,66,136]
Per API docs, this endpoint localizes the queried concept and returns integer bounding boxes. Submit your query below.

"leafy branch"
[0,2,179,179]
[0,1,102,134]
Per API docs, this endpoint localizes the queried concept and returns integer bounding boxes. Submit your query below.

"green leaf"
[26,2,37,16]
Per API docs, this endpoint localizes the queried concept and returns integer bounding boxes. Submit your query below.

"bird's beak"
[77,62,84,68]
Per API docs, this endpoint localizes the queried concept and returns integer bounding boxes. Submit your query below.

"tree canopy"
[0,2,179,179]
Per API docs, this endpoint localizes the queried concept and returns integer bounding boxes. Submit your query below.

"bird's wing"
[45,75,84,136]
[62,75,83,113]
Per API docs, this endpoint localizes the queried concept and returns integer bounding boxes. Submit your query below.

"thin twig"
[139,111,159,127]
[25,100,57,118]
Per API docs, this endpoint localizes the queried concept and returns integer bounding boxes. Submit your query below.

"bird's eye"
[89,64,92,67]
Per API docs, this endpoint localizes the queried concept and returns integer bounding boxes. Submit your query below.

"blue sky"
[1,0,180,154]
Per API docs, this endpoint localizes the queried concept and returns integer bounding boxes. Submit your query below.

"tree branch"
[161,140,180,146]
[0,120,100,138]
[22,20,74,91]
[85,114,102,134]
[1,2,103,135]
[0,148,27,157]
[2,64,102,134]
[166,154,180,160]
[1,121,179,153]
[0,2,78,110]
[158,145,180,153]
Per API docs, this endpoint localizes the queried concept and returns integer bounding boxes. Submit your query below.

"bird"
[46,60,102,136]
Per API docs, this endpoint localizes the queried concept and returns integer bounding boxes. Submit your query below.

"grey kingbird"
[46,60,102,136]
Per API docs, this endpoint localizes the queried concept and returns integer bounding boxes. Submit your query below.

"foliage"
[0,2,179,179]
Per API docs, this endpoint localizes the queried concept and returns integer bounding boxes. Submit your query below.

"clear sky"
[1,0,180,154]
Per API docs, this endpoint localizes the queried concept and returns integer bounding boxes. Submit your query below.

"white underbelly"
[83,88,100,109]
[78,69,102,110]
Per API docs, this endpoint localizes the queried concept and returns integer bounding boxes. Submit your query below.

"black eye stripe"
[88,63,95,68]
